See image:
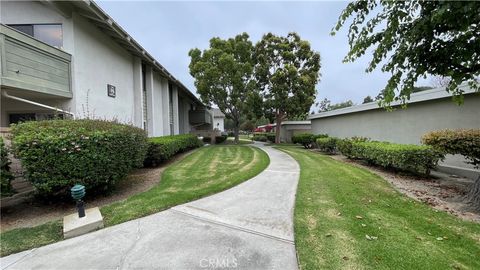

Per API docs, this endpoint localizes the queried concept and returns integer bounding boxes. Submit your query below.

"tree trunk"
[234,124,240,144]
[275,111,282,144]
[467,174,480,211]
[233,119,240,144]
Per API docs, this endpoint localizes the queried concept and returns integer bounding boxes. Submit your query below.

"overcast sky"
[97,1,430,106]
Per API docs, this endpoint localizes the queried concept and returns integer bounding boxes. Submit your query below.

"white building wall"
[150,72,165,137]
[213,117,224,132]
[172,85,179,135]
[310,95,480,178]
[71,14,135,123]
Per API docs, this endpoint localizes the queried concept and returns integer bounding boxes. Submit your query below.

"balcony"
[0,24,72,98]
[189,109,212,125]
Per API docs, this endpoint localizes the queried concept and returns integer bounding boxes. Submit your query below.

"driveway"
[1,144,300,270]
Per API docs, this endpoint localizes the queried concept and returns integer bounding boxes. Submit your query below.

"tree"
[189,33,255,144]
[239,120,255,132]
[254,33,321,143]
[315,98,354,112]
[333,1,480,106]
[376,86,433,101]
[363,95,374,104]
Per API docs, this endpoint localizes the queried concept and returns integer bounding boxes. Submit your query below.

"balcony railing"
[0,24,72,98]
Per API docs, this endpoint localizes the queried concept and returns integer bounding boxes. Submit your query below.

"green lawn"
[0,145,269,256]
[276,145,480,270]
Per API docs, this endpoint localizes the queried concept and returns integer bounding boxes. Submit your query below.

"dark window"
[9,113,36,125]
[8,24,63,47]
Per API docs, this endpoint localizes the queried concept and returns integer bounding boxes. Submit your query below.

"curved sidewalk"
[1,144,300,270]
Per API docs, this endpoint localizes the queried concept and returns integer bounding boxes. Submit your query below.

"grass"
[0,145,269,256]
[276,145,480,270]
[222,137,253,145]
[102,145,268,225]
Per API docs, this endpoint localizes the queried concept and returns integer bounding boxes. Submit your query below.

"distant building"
[309,85,480,179]
[211,108,225,132]
[258,121,311,143]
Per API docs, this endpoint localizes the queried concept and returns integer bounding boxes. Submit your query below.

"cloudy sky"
[97,1,429,106]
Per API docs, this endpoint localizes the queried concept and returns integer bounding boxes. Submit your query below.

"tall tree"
[333,1,480,105]
[189,33,255,143]
[362,95,374,104]
[316,98,354,112]
[254,33,321,143]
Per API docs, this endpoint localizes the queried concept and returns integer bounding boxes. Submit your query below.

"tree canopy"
[333,0,480,105]
[315,98,354,113]
[254,32,321,143]
[189,33,256,143]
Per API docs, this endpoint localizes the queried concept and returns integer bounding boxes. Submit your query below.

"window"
[8,24,63,47]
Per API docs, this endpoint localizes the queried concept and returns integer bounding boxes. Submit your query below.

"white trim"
[309,84,477,120]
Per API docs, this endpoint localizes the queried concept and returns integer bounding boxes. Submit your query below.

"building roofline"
[67,0,203,105]
[309,84,478,120]
[258,120,311,128]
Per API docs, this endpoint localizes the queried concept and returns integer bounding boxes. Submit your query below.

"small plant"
[252,135,268,142]
[0,137,14,196]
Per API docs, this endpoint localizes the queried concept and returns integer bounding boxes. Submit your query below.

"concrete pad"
[63,207,104,239]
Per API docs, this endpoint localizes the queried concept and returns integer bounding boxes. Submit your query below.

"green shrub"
[1,137,14,196]
[11,119,148,197]
[266,134,276,143]
[337,137,370,158]
[292,133,324,149]
[340,140,443,175]
[252,135,268,142]
[144,134,203,167]
[316,137,338,154]
[422,129,480,167]
[215,135,228,144]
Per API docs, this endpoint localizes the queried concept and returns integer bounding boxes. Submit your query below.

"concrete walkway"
[1,144,300,270]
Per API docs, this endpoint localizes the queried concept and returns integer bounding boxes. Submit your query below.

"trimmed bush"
[1,137,14,196]
[337,137,370,158]
[215,135,227,144]
[316,137,339,154]
[340,140,443,175]
[144,134,203,167]
[11,119,148,197]
[422,129,480,166]
[292,133,327,148]
[266,134,276,143]
[252,135,268,142]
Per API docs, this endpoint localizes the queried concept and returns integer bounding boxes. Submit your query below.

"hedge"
[339,140,444,175]
[422,129,480,167]
[252,135,268,142]
[292,133,328,149]
[215,135,227,144]
[1,137,14,196]
[144,134,203,167]
[337,137,370,158]
[11,119,148,197]
[316,137,339,154]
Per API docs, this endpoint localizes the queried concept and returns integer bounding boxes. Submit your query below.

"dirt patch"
[322,152,480,223]
[0,150,195,232]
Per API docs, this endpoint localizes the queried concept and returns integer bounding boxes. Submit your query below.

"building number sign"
[107,84,116,98]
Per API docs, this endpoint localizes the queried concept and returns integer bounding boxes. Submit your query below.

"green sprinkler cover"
[71,184,85,200]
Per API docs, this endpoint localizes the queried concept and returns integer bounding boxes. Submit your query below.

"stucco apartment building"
[0,0,213,136]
